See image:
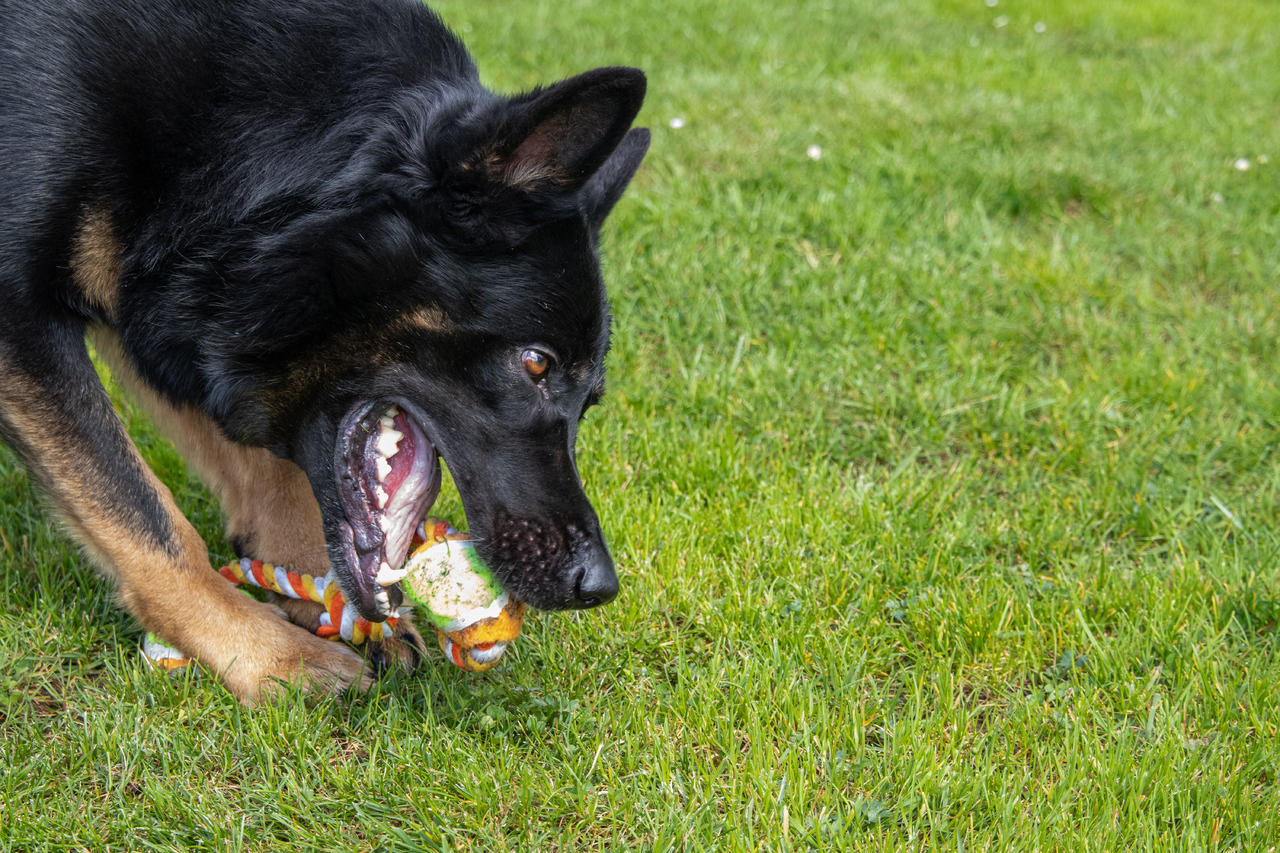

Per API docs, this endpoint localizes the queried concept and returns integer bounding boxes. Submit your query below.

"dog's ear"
[579,127,650,228]
[488,66,647,193]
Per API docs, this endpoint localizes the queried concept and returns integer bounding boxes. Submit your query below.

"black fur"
[0,0,648,616]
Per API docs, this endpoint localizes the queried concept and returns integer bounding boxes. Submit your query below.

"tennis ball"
[402,518,525,672]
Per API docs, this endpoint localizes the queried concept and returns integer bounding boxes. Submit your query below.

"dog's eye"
[521,348,550,379]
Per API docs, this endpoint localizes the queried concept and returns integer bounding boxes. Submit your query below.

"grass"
[3,0,1280,848]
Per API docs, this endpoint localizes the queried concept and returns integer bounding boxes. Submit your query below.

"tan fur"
[393,306,452,334]
[0,355,371,703]
[70,208,122,320]
[91,328,333,575]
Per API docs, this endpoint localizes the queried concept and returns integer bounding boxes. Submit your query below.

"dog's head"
[216,68,648,620]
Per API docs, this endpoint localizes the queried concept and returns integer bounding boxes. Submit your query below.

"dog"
[0,0,648,701]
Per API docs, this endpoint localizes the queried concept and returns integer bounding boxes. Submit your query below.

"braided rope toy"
[141,517,525,674]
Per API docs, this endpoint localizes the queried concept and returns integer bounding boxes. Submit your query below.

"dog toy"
[140,517,524,674]
[401,518,527,671]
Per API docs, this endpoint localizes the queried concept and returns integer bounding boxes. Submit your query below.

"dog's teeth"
[376,562,409,586]
[375,486,389,509]
[375,588,393,615]
[375,457,392,481]
[384,405,399,420]
[380,415,395,428]
[375,429,402,458]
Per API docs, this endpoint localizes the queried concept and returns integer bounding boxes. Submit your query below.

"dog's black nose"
[571,552,618,608]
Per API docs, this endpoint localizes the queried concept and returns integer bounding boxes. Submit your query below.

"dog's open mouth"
[336,401,441,619]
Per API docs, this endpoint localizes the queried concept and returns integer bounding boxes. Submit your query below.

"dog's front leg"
[0,322,371,703]
[89,330,426,675]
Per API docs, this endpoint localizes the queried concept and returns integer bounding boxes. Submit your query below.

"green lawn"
[3,0,1280,848]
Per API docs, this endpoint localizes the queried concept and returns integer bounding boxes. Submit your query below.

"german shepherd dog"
[0,0,648,701]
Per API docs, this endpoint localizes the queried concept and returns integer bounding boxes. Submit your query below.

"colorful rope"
[217,557,399,645]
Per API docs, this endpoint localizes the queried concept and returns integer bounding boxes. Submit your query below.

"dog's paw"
[216,614,373,705]
[244,635,372,704]
[365,610,427,675]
